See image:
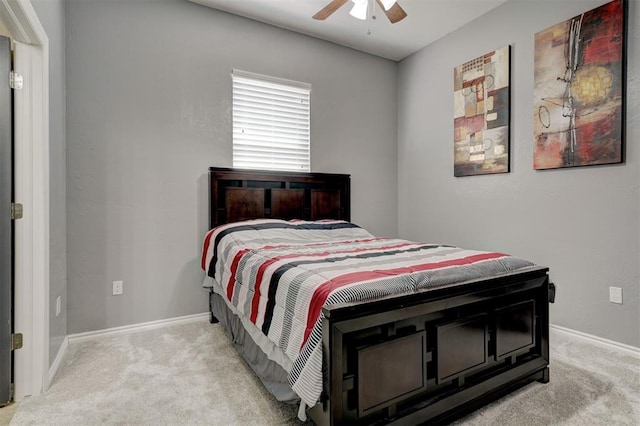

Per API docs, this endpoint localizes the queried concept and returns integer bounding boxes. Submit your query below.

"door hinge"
[11,203,23,220]
[10,71,23,90]
[10,333,23,351]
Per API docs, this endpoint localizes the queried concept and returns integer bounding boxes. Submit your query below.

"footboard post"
[539,366,550,383]
[326,314,344,425]
[539,276,551,365]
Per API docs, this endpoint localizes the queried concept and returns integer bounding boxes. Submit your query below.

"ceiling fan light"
[349,1,368,20]
[380,0,396,11]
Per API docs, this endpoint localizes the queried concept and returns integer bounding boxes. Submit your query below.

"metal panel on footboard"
[308,266,551,425]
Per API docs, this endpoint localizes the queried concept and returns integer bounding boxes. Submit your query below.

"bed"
[202,167,554,425]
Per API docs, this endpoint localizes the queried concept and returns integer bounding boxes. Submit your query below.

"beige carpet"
[454,331,640,425]
[6,320,640,425]
[0,403,17,426]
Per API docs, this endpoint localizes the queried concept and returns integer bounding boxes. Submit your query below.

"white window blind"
[232,70,311,172]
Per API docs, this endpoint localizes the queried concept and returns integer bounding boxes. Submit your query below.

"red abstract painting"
[533,0,626,169]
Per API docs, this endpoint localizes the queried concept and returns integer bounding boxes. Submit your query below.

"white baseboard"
[48,336,69,385]
[550,324,640,358]
[54,319,640,381]
[68,312,210,344]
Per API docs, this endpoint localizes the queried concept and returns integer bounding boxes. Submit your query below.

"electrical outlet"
[56,296,61,316]
[609,286,623,304]
[113,280,123,296]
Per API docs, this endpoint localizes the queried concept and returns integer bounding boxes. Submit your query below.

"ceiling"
[189,0,509,61]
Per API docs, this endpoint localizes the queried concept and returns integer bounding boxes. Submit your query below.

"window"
[232,70,311,172]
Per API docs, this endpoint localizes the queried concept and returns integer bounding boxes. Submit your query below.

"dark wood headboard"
[209,167,351,228]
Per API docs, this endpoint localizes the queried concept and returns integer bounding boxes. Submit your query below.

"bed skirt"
[210,291,299,403]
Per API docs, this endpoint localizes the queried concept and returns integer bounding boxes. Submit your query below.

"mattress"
[201,219,535,408]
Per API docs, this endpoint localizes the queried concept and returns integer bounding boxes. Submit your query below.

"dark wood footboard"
[308,266,551,425]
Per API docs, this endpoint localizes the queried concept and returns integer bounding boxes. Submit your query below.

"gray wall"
[65,0,398,333]
[31,0,67,366]
[398,0,639,346]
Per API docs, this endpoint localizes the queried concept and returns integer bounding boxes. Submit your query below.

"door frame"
[0,0,50,400]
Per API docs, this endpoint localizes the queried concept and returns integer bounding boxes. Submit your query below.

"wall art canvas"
[533,0,625,170]
[453,46,510,177]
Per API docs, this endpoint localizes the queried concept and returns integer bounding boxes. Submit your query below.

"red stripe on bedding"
[248,241,422,325]
[226,248,251,300]
[201,230,215,270]
[302,251,508,346]
[250,257,283,323]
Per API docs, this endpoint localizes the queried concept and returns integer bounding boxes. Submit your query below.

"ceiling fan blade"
[313,0,350,20]
[376,0,407,23]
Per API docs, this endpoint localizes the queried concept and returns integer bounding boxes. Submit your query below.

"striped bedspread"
[201,219,535,407]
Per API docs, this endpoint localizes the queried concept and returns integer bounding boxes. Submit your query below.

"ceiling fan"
[313,0,407,24]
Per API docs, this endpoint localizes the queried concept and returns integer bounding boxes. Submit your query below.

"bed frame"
[207,167,554,425]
